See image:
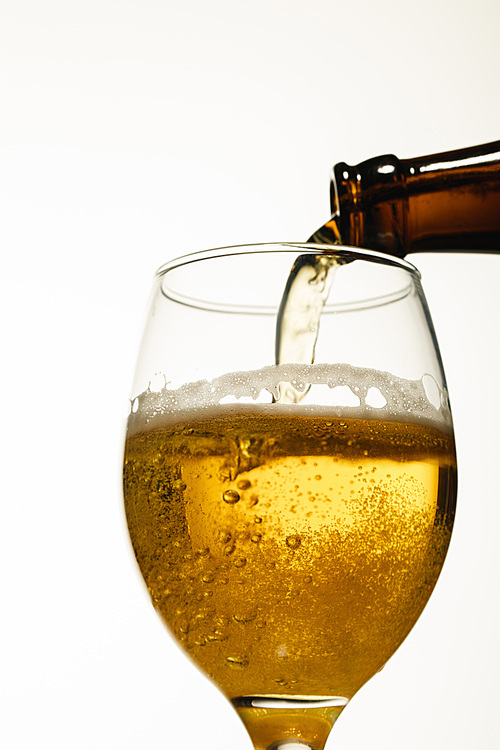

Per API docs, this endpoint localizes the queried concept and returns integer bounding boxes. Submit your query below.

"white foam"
[127,363,452,434]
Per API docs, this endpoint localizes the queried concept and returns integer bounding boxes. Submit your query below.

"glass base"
[231,696,348,750]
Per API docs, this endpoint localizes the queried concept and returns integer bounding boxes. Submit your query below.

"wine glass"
[123,243,456,750]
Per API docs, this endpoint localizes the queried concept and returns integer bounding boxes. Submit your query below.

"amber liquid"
[123,409,456,705]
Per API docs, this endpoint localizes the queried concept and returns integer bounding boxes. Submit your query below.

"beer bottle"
[311,140,500,258]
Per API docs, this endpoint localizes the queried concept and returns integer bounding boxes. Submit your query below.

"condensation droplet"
[234,556,247,568]
[286,535,301,550]
[248,494,259,507]
[202,571,216,583]
[237,479,252,490]
[222,490,240,504]
[223,543,235,556]
[173,479,187,491]
[251,533,262,543]
[254,516,263,524]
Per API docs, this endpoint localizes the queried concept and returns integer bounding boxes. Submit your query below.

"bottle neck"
[332,140,500,257]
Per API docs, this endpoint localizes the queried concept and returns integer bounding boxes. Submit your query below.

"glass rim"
[155,242,421,279]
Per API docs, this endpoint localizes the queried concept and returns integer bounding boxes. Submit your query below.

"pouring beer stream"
[275,139,500,402]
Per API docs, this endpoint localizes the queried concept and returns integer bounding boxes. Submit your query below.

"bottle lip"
[155,242,420,279]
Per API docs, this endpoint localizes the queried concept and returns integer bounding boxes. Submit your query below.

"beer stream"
[275,251,342,403]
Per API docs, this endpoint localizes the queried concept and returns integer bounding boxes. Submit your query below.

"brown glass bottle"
[311,140,500,258]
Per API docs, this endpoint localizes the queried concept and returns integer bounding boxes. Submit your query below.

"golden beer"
[123,406,456,702]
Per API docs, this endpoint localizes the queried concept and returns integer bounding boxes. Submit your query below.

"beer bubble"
[254,516,263,524]
[222,489,240,504]
[233,611,257,624]
[226,655,249,670]
[303,575,312,584]
[286,535,301,550]
[218,530,232,544]
[251,533,262,543]
[234,556,247,568]
[207,631,228,642]
[202,571,216,583]
[194,547,210,559]
[276,645,289,660]
[173,479,187,491]
[237,479,252,490]
[223,543,236,556]
[247,494,259,508]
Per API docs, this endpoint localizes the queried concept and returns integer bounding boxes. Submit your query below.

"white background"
[1,1,499,748]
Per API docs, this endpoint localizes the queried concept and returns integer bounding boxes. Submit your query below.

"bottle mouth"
[156,243,420,316]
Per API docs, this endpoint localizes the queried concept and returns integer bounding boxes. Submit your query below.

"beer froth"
[127,363,451,435]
